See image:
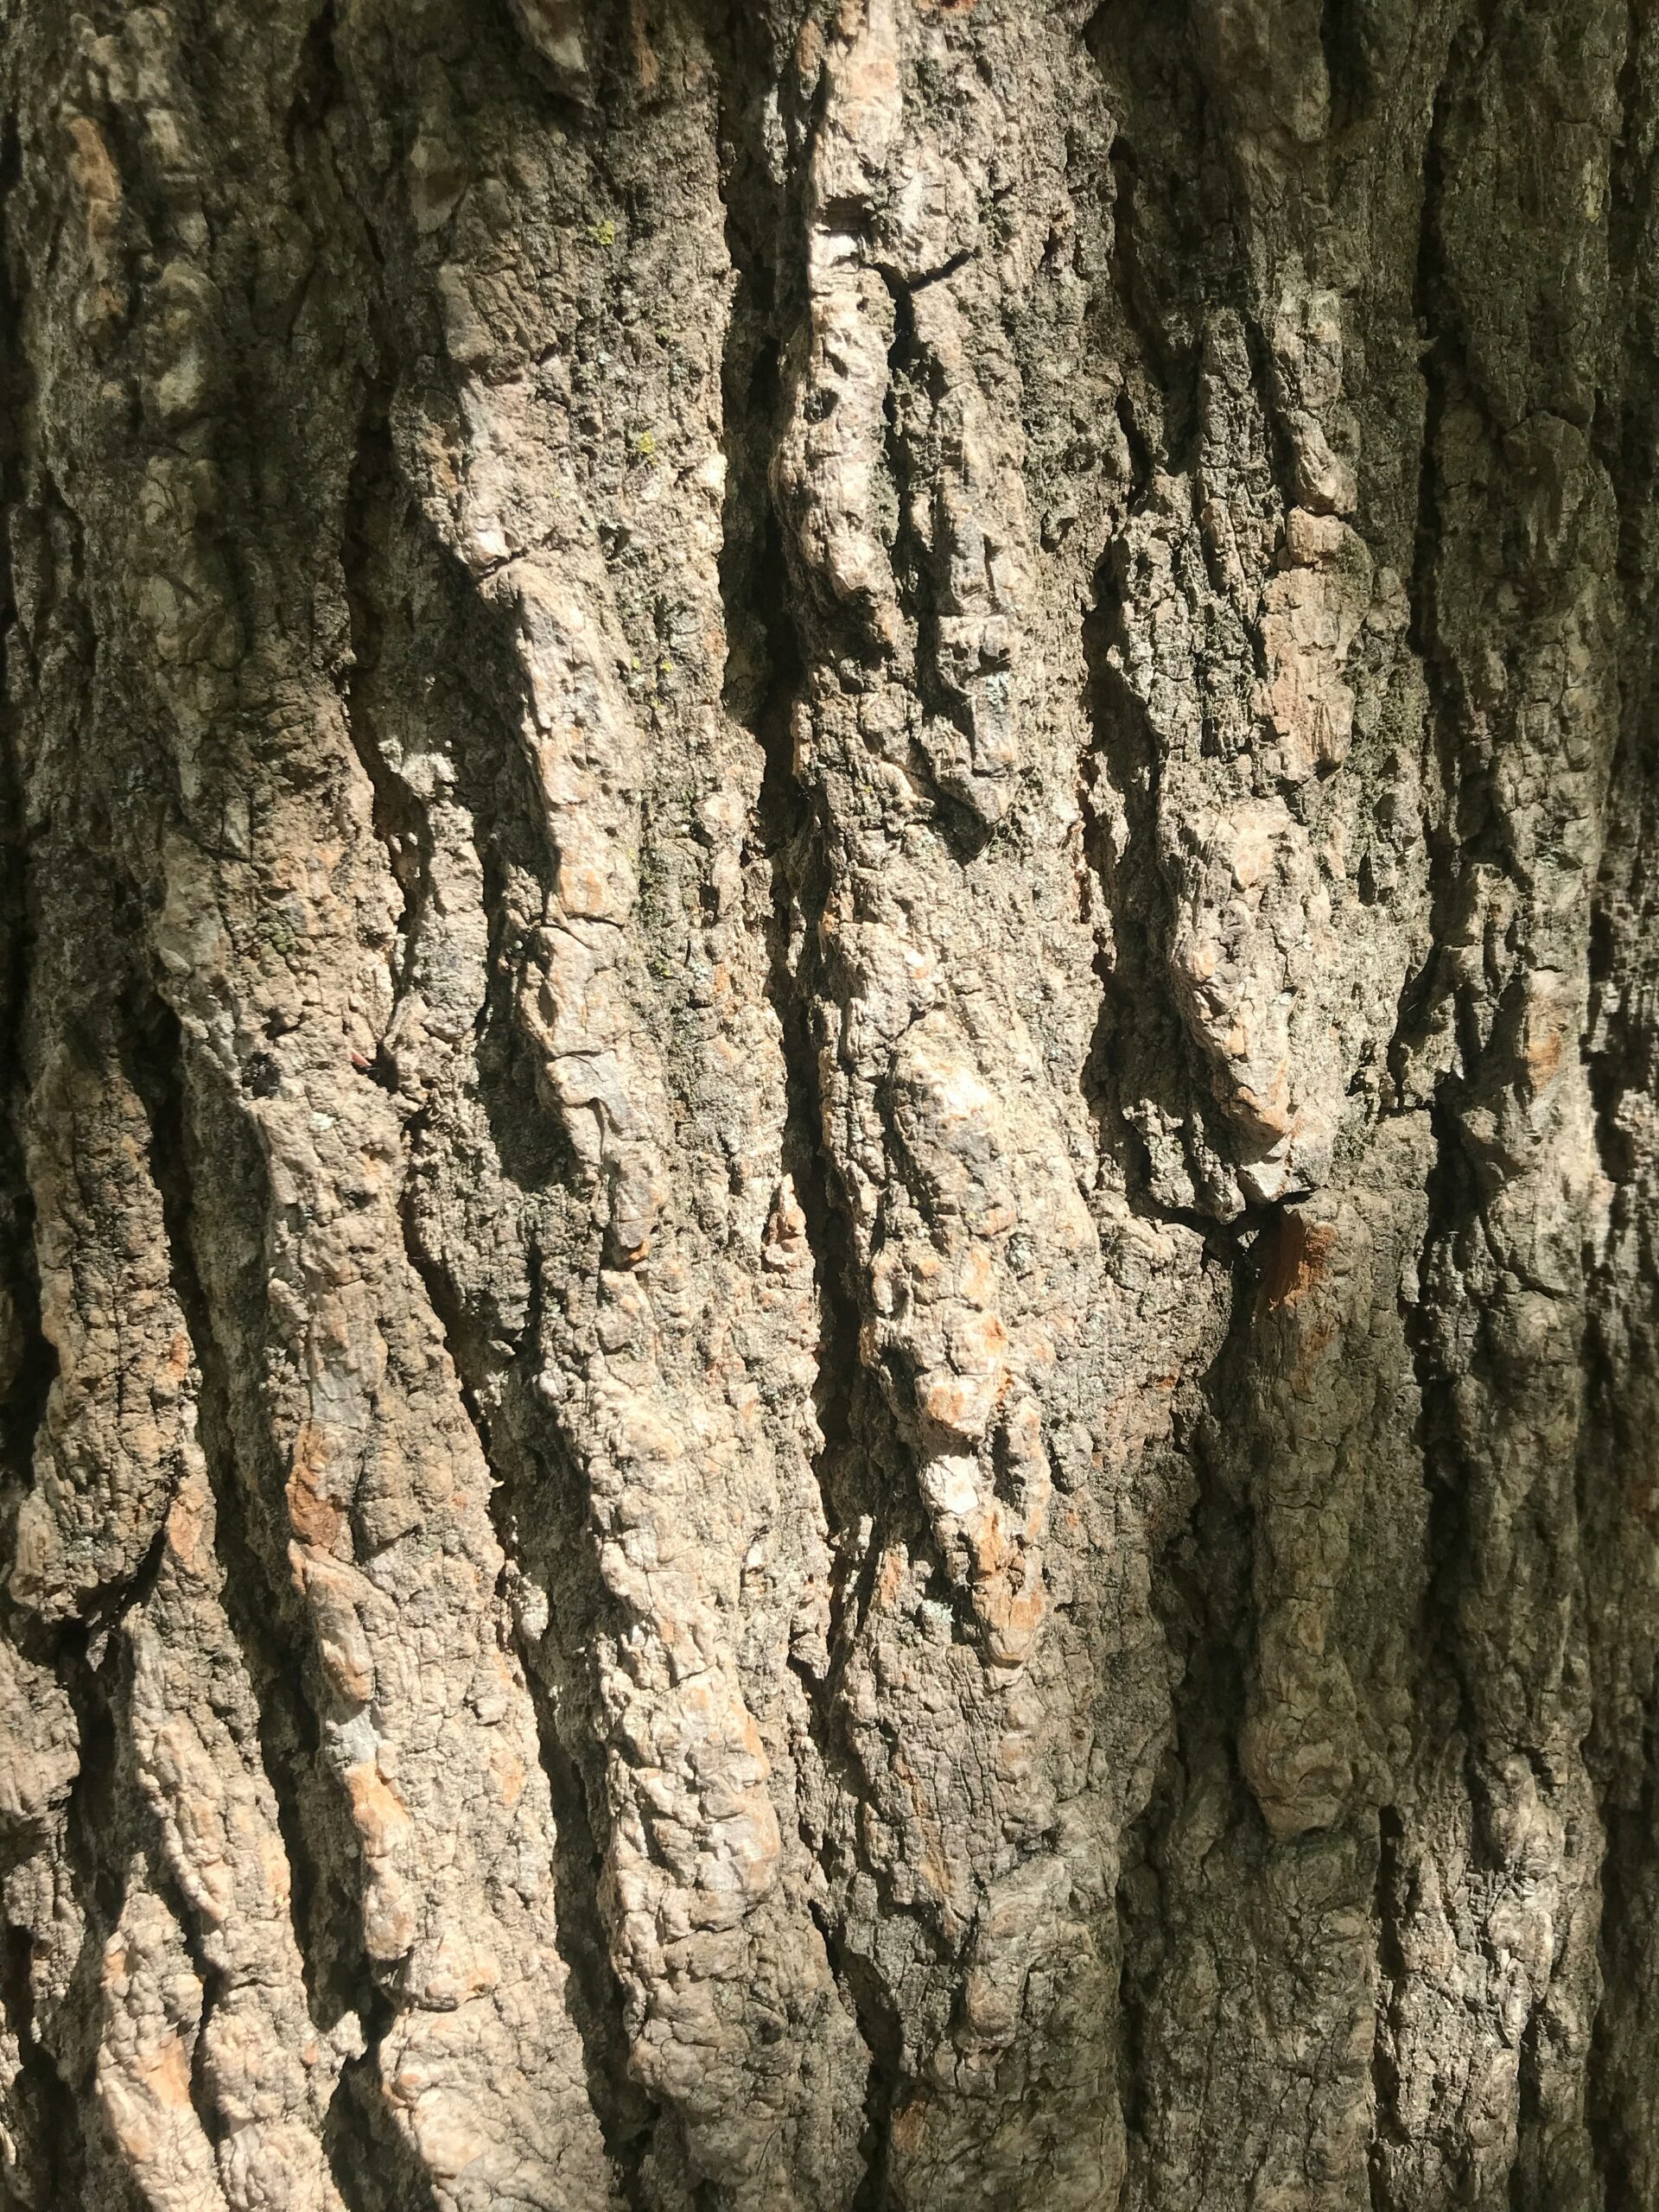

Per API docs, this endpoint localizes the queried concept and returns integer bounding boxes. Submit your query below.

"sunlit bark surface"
[3,3,1659,2207]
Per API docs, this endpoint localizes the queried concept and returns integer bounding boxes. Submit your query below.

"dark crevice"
[1077,535,1178,1212]
[1393,29,1607,2191]
[1597,0,1657,603]
[817,1908,903,2212]
[774,853,960,1677]
[0,1603,140,2210]
[1084,0,1217,477]
[1586,1694,1656,2212]
[0,1911,84,2207]
[340,356,655,2196]
[1402,1094,1490,1796]
[1104,134,1196,466]
[30,1425,181,2207]
[55,1644,143,2210]
[137,1835,232,2158]
[497,1403,666,2211]
[341,384,431,1020]
[1078,542,1253,1244]
[1239,302,1309,529]
[1075,9,1268,1243]
[1389,29,1497,1863]
[1507,1999,1548,2212]
[397,1183,661,2209]
[1319,0,1374,137]
[875,269,1000,868]
[1113,387,1155,499]
[23,1180,179,2171]
[707,22,966,2189]
[125,995,423,2212]
[0,1108,54,1586]
[728,270,903,2195]
[1383,202,1478,1092]
[875,245,976,296]
[1583,1,1659,2182]
[322,1980,430,2212]
[285,0,353,182]
[1369,1803,1408,2212]
[0,105,55,1573]
[712,3,867,1590]
[1111,1262,1259,2189]
[1111,1811,1158,2170]
[365,464,586,1208]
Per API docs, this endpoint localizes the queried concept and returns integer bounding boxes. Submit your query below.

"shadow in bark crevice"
[1581,14,1659,2187]
[701,18,997,2185]
[1108,1259,1259,2190]
[1078,532,1254,1240]
[0,112,64,1631]
[401,1186,664,2209]
[125,988,435,2212]
[333,412,666,2202]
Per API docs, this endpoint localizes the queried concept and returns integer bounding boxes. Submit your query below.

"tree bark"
[0,1,1655,2206]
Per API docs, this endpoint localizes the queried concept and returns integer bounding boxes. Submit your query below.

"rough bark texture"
[0,1,1656,2206]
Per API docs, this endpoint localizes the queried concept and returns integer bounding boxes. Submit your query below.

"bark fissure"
[1369,1802,1408,2212]
[0,1913,81,2205]
[0,105,54,1559]
[398,1182,659,2209]
[337,383,658,2200]
[127,1000,404,2212]
[706,67,936,2178]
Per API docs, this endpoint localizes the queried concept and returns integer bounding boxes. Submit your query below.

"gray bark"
[0,1,1655,2206]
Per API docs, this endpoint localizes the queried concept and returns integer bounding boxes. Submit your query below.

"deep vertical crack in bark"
[130,1001,408,2212]
[338,349,651,2209]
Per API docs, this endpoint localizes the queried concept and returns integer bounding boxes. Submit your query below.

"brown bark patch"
[1257,1211,1338,1316]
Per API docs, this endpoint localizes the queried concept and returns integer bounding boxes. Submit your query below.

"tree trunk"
[0,1,1655,2206]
